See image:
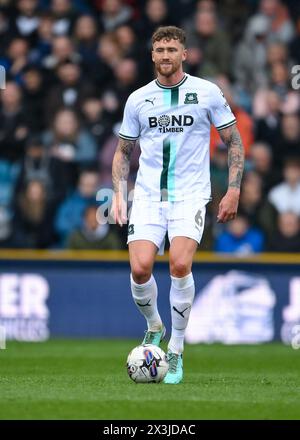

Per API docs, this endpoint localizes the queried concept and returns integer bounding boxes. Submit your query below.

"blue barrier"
[0,251,299,344]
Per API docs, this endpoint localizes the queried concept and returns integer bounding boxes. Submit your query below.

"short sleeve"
[119,94,140,140]
[208,84,236,131]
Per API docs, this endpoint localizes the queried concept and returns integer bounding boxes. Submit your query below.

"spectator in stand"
[45,59,96,124]
[115,24,140,60]
[290,16,300,64]
[210,77,254,157]
[166,0,197,27]
[254,90,282,153]
[67,204,123,250]
[53,0,92,14]
[268,158,300,215]
[43,108,98,166]
[238,170,277,244]
[253,46,300,119]
[111,57,140,109]
[115,24,152,81]
[50,0,79,37]
[268,211,300,252]
[0,152,21,247]
[13,0,40,44]
[185,9,231,78]
[210,143,228,206]
[269,62,292,100]
[99,89,121,127]
[0,160,21,230]
[266,41,290,69]
[182,0,219,73]
[0,9,14,49]
[89,32,120,91]
[217,0,252,44]
[255,0,295,44]
[42,108,97,196]
[94,57,140,124]
[54,169,100,245]
[135,0,170,48]
[97,31,122,70]
[196,0,216,13]
[17,135,55,195]
[256,109,300,170]
[233,14,270,94]
[266,44,299,112]
[280,0,300,20]
[276,113,300,163]
[0,37,30,83]
[0,81,30,162]
[182,0,218,43]
[21,66,46,132]
[214,213,265,255]
[12,178,57,248]
[72,14,99,67]
[17,135,75,204]
[248,142,281,192]
[98,0,133,33]
[29,13,54,65]
[81,96,113,151]
[42,35,81,72]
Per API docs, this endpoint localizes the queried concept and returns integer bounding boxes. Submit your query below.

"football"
[126,344,169,383]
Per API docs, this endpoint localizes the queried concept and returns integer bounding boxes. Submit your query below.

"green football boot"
[163,351,183,384]
[142,325,166,346]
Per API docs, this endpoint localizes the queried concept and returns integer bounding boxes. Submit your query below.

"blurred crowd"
[0,0,299,253]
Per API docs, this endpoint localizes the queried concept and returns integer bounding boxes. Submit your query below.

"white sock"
[130,274,163,331]
[168,273,195,354]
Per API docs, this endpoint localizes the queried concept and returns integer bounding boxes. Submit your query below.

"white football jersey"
[119,73,236,201]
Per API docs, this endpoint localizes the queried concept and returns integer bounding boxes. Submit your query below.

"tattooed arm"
[217,124,245,223]
[111,137,136,225]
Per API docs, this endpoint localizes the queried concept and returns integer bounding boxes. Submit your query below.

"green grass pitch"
[0,339,300,420]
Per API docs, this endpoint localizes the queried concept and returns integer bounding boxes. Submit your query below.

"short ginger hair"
[151,26,186,47]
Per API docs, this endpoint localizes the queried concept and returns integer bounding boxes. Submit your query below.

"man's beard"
[156,62,179,77]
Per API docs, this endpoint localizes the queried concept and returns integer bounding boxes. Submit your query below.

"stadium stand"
[0,0,299,253]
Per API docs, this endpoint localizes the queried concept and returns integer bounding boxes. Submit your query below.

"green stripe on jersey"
[168,138,177,201]
[171,87,179,107]
[160,138,171,201]
[160,87,179,201]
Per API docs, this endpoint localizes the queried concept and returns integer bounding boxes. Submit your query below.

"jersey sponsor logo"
[128,224,134,235]
[184,92,198,104]
[158,115,170,126]
[148,114,194,133]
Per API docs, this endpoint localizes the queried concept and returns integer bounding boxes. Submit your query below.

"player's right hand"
[110,192,127,226]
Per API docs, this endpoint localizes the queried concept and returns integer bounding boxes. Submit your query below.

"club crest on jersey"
[184,93,198,104]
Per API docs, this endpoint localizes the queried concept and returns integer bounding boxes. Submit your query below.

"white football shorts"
[127,197,208,255]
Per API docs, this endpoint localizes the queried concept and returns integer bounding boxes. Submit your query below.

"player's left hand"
[110,191,128,226]
[217,188,240,223]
